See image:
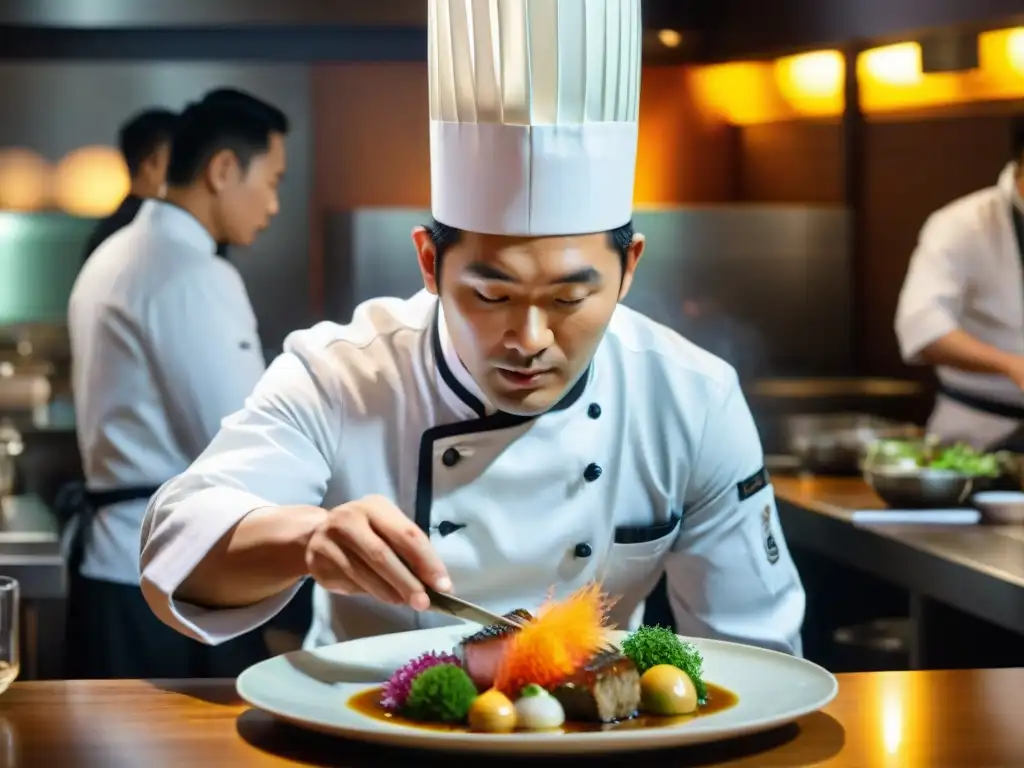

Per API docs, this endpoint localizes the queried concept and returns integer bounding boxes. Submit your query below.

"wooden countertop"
[772,474,885,518]
[1,670,1020,766]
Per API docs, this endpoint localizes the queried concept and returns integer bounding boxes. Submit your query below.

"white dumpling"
[514,689,565,730]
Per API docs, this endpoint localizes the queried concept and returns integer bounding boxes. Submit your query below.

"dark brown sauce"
[347,682,738,734]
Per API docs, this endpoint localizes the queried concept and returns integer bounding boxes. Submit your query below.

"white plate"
[237,625,838,755]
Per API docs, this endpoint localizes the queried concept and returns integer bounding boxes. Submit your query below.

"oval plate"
[237,626,837,755]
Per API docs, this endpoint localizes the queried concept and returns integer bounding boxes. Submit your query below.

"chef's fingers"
[306,537,361,595]
[330,507,431,610]
[308,536,404,605]
[346,551,408,606]
[364,496,453,594]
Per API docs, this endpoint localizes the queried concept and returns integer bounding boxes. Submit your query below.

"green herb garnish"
[520,683,546,698]
[402,663,478,723]
[621,625,707,704]
[873,439,1000,477]
[926,443,1000,477]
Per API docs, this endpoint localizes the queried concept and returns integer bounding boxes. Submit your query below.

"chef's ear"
[412,226,440,295]
[205,149,240,193]
[617,233,645,301]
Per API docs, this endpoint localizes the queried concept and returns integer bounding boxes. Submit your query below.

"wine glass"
[0,577,19,695]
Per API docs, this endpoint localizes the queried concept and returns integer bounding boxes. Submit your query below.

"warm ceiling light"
[1008,28,1024,74]
[861,42,923,86]
[0,148,51,212]
[778,50,844,98]
[53,145,130,218]
[658,29,682,48]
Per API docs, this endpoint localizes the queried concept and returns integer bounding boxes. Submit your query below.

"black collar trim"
[430,308,589,420]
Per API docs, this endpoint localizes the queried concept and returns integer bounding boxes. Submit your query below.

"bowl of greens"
[862,438,1002,508]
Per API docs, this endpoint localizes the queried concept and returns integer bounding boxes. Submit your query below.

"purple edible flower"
[380,651,462,711]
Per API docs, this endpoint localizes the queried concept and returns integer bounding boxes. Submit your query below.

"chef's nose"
[506,305,554,355]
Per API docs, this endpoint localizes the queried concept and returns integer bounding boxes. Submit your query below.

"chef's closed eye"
[473,288,508,305]
[554,290,591,307]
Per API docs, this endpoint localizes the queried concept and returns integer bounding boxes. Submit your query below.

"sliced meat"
[455,609,533,691]
[549,649,641,723]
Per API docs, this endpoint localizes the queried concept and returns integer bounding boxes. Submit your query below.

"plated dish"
[236,584,839,755]
[360,585,731,734]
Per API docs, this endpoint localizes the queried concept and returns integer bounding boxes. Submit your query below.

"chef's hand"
[304,495,452,611]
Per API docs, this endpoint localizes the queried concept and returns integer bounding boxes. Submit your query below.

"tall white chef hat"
[428,0,642,237]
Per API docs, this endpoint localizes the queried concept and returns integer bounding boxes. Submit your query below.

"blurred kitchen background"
[1,0,1023,678]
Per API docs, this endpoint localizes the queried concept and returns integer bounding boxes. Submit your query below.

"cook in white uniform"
[65,91,288,678]
[895,127,1024,449]
[140,0,806,655]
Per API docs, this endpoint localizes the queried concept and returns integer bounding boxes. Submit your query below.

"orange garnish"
[493,583,614,696]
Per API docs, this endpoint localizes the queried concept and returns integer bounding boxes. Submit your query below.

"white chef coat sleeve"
[147,262,266,459]
[140,328,340,645]
[664,372,806,656]
[895,213,971,364]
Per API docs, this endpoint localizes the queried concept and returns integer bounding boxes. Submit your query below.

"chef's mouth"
[494,366,555,390]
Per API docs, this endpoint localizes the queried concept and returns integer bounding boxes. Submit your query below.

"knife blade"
[422,585,523,630]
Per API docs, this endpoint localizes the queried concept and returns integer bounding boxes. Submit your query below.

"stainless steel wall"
[0,0,426,26]
[0,62,312,352]
[323,206,852,378]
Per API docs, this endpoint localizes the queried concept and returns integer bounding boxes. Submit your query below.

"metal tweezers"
[423,584,526,630]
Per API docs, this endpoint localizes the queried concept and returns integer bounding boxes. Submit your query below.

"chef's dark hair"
[118,108,178,177]
[166,93,289,187]
[427,220,634,282]
[200,87,290,133]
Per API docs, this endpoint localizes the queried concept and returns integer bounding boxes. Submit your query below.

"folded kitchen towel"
[851,509,980,526]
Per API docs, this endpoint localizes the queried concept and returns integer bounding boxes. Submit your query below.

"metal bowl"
[783,413,922,475]
[864,467,976,509]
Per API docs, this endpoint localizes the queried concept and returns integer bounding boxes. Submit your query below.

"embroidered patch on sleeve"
[737,465,770,501]
[762,504,780,565]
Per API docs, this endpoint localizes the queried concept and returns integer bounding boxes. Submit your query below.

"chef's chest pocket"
[601,515,682,615]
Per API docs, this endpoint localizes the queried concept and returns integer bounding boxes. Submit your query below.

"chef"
[81,107,178,263]
[140,0,806,656]
[65,91,289,678]
[895,124,1024,449]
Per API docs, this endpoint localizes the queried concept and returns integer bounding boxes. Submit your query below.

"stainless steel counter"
[775,475,1024,670]
[0,494,66,679]
[0,494,65,600]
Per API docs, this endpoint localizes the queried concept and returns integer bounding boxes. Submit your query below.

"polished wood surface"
[773,474,885,519]
[1,670,1021,766]
[749,378,923,398]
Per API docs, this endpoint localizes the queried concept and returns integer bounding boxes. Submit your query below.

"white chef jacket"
[140,291,805,654]
[68,200,266,584]
[895,162,1024,447]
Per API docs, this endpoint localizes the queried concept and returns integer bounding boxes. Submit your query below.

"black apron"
[57,480,314,679]
[56,482,160,578]
[937,203,1024,450]
[57,481,281,679]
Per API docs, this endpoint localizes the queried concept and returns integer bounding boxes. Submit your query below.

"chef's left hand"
[305,494,451,611]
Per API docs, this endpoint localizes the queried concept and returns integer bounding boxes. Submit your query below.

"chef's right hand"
[304,494,452,611]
